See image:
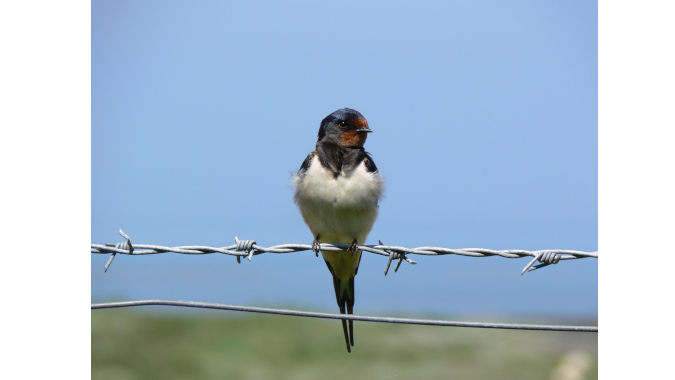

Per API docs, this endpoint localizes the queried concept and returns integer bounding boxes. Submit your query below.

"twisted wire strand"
[92,230,598,275]
[91,300,598,333]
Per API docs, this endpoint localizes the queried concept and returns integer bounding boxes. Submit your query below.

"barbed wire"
[91,300,598,332]
[92,230,598,275]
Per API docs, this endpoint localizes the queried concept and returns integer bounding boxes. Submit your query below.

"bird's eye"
[339,121,347,128]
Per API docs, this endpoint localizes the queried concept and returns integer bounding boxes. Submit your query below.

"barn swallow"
[292,108,383,352]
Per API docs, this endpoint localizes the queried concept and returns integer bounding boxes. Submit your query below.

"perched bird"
[292,108,383,352]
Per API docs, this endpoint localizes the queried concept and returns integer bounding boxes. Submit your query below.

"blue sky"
[92,1,597,320]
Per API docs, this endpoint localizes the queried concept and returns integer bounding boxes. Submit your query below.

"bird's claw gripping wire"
[521,251,561,275]
[104,230,133,272]
[311,239,321,257]
[348,239,359,254]
[234,236,256,263]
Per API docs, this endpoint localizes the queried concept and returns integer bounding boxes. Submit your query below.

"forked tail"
[325,260,356,353]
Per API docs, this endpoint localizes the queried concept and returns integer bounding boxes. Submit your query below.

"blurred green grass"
[92,309,597,380]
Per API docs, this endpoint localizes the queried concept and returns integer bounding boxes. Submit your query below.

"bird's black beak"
[355,128,373,133]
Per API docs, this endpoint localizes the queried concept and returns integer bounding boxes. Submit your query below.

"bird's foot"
[312,239,320,257]
[348,239,359,254]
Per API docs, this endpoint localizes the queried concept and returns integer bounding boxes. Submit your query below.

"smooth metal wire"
[91,300,598,333]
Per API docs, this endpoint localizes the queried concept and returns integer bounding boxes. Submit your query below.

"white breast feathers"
[292,156,384,244]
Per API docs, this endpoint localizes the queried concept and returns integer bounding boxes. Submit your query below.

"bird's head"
[317,108,372,148]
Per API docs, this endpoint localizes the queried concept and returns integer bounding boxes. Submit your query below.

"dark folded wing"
[298,151,316,173]
[363,153,378,173]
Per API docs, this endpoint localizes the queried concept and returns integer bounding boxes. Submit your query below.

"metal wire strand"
[91,230,598,275]
[91,300,598,333]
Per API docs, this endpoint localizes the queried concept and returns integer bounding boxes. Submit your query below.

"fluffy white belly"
[293,156,383,244]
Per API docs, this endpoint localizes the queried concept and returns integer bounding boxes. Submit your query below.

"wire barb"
[381,240,417,275]
[92,232,598,275]
[234,236,257,262]
[103,230,132,272]
[521,251,562,275]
